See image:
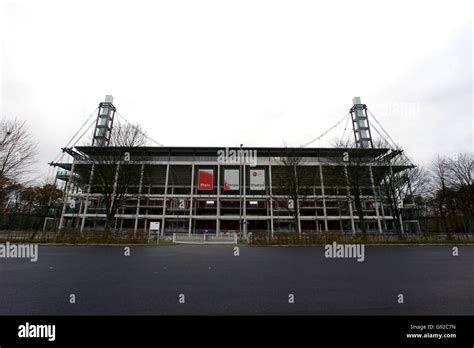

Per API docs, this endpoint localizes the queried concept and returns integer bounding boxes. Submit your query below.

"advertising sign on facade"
[250,169,265,190]
[198,169,214,190]
[224,169,239,190]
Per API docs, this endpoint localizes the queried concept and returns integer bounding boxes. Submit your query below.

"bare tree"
[446,153,474,232]
[110,122,149,147]
[367,138,426,237]
[0,177,20,209]
[379,150,420,237]
[77,122,149,232]
[331,137,376,235]
[273,148,318,235]
[0,118,37,193]
[15,183,63,234]
[332,137,424,237]
[445,153,473,189]
[429,156,453,238]
[428,153,473,235]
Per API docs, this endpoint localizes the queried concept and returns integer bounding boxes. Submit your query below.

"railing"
[1,229,472,245]
[249,231,474,245]
[172,232,237,244]
[0,229,150,244]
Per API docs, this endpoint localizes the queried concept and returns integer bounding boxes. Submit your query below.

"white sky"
[1,0,472,182]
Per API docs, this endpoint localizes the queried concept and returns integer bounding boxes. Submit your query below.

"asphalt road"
[0,244,473,315]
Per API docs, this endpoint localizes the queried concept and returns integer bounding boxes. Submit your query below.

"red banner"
[198,169,213,190]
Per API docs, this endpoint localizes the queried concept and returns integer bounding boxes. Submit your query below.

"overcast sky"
[1,0,472,182]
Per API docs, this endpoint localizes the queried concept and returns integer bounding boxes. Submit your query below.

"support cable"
[64,107,98,148]
[369,112,414,167]
[70,117,98,148]
[50,107,98,164]
[369,122,386,144]
[340,112,351,143]
[367,109,398,149]
[116,111,164,146]
[300,113,349,148]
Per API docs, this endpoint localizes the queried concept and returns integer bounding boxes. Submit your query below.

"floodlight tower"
[350,97,374,148]
[92,95,116,147]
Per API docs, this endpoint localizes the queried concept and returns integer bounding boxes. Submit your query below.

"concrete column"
[75,198,83,229]
[239,160,243,237]
[268,162,274,238]
[111,163,120,233]
[390,165,404,234]
[188,163,195,235]
[369,165,383,233]
[112,163,120,194]
[344,165,356,233]
[161,163,170,237]
[380,200,388,232]
[216,164,221,236]
[43,176,59,232]
[313,185,318,232]
[243,162,247,237]
[144,184,151,233]
[319,165,328,232]
[376,171,388,233]
[293,163,301,236]
[58,160,76,231]
[134,164,145,234]
[80,163,95,233]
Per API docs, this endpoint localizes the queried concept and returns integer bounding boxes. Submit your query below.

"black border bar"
[0,315,473,346]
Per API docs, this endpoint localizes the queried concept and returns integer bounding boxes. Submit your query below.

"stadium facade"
[51,96,419,236]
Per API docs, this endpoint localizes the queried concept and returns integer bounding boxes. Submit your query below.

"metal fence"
[0,229,150,244]
[0,229,472,245]
[249,230,474,245]
[172,233,238,244]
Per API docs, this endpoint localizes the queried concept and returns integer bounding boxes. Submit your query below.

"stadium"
[50,96,420,238]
